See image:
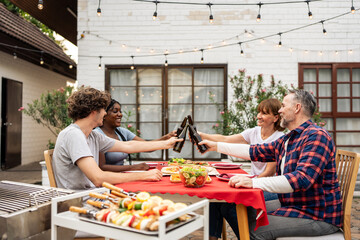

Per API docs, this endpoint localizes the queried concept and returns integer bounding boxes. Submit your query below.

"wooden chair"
[44,149,57,187]
[277,149,360,240]
[44,150,105,240]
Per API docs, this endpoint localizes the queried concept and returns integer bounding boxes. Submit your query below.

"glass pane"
[168,68,192,85]
[168,105,192,122]
[319,69,331,82]
[304,84,317,96]
[353,69,360,82]
[139,151,161,159]
[337,99,350,112]
[337,84,350,97]
[139,123,162,139]
[303,69,316,82]
[168,87,192,104]
[318,84,331,97]
[110,87,136,104]
[194,105,220,122]
[336,133,360,145]
[121,104,137,122]
[353,84,360,97]
[196,122,220,135]
[319,99,331,112]
[138,69,161,85]
[336,118,360,130]
[194,68,224,85]
[337,69,350,82]
[353,99,360,112]
[139,105,162,121]
[110,69,136,86]
[194,87,223,104]
[139,87,162,104]
[322,118,333,131]
[168,140,193,159]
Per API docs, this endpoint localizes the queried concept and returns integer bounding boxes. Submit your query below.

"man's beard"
[280,118,289,128]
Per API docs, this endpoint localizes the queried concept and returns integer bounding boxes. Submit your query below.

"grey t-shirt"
[53,124,115,190]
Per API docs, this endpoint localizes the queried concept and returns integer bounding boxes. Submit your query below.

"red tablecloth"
[116,163,269,230]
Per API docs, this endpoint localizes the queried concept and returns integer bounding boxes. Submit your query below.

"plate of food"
[216,173,255,181]
[161,166,180,175]
[211,163,242,169]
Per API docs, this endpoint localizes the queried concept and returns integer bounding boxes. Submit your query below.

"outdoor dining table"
[116,162,269,240]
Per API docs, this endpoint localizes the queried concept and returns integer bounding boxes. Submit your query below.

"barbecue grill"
[0,181,81,240]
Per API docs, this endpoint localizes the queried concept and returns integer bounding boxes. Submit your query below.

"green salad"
[179,166,207,187]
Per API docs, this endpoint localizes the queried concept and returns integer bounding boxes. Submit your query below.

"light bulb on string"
[38,0,43,10]
[335,50,339,55]
[277,33,282,47]
[98,56,102,69]
[306,0,312,19]
[319,51,323,56]
[200,49,204,64]
[239,42,244,56]
[256,3,262,22]
[13,46,18,59]
[208,44,212,49]
[164,54,168,67]
[69,64,73,69]
[289,48,293,53]
[321,21,327,35]
[153,0,158,20]
[130,56,135,70]
[208,3,214,24]
[348,49,353,54]
[40,51,44,65]
[351,0,355,13]
[97,0,101,16]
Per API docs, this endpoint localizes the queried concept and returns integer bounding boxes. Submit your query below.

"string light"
[121,44,126,48]
[13,46,18,59]
[200,49,204,64]
[130,55,135,70]
[348,49,353,54]
[208,3,214,24]
[164,54,168,66]
[321,20,327,35]
[98,56,102,69]
[351,0,355,13]
[40,51,44,65]
[239,42,244,56]
[153,0,158,20]
[277,33,282,47]
[319,51,323,56]
[207,44,212,49]
[97,0,101,17]
[136,47,141,52]
[38,0,43,10]
[257,3,263,22]
[289,48,293,52]
[306,0,313,19]
[69,64,73,69]
[335,50,339,55]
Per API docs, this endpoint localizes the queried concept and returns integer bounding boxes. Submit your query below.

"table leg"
[236,204,250,240]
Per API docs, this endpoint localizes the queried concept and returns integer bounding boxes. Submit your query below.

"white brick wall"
[77,0,360,95]
[0,51,72,165]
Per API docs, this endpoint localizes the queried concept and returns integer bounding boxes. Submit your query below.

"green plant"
[20,86,74,148]
[121,110,141,137]
[211,69,326,135]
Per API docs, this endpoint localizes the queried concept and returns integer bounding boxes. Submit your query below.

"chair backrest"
[44,149,57,187]
[335,149,360,240]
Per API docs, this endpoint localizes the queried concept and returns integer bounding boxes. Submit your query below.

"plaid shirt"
[250,120,343,227]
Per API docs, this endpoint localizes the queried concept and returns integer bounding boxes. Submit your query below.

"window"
[105,65,227,160]
[299,63,360,153]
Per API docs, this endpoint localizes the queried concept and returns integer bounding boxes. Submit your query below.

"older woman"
[199,98,285,240]
[94,99,175,172]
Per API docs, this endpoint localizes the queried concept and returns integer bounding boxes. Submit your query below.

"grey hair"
[289,89,317,117]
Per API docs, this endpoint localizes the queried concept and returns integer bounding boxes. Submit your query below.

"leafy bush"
[211,69,326,135]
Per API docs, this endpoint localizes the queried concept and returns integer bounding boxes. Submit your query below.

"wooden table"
[117,164,268,240]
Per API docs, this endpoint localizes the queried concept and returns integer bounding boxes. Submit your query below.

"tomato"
[101,211,111,222]
[158,205,168,216]
[195,176,205,185]
[143,209,155,217]
[128,215,136,227]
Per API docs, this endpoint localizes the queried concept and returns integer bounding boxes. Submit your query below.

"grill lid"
[0,181,73,215]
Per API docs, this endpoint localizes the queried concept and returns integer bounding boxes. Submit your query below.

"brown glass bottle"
[176,116,188,137]
[173,123,188,153]
[188,124,208,153]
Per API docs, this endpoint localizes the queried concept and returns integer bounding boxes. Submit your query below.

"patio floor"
[1,161,359,240]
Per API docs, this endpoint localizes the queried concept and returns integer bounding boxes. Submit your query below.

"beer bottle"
[173,123,188,153]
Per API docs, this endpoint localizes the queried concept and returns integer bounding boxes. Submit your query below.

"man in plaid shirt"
[202,89,342,239]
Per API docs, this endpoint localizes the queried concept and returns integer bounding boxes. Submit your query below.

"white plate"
[211,163,242,169]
